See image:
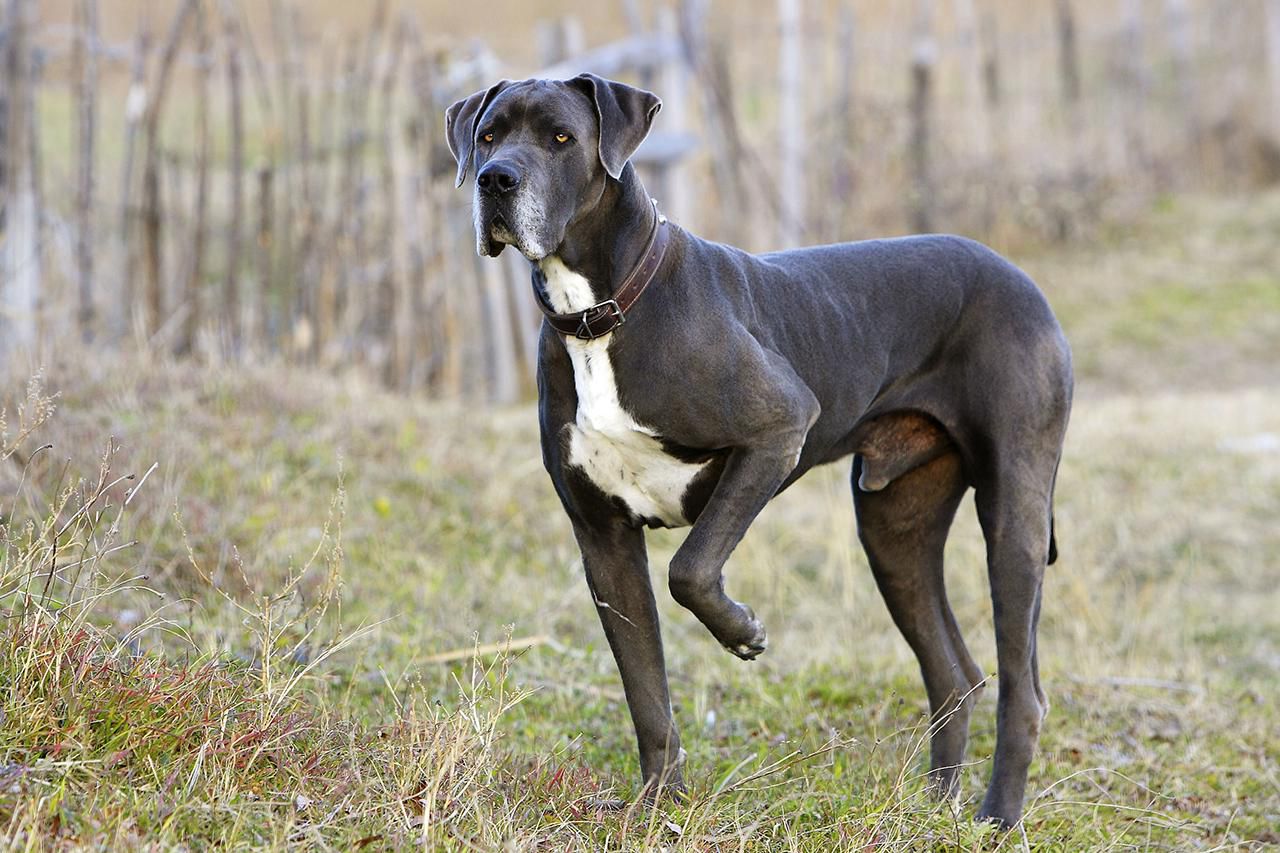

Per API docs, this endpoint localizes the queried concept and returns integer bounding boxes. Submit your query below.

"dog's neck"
[537,164,659,311]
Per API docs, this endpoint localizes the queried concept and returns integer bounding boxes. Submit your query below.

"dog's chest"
[542,258,706,527]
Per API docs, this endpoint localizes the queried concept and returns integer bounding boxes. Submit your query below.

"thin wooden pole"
[1119,0,1147,170]
[74,0,99,342]
[909,0,936,234]
[680,0,750,246]
[1055,0,1080,107]
[311,36,340,361]
[1266,0,1280,140]
[182,0,211,357]
[1165,0,1193,108]
[821,1,857,242]
[232,0,273,116]
[0,0,38,356]
[291,6,314,348]
[118,13,151,338]
[255,164,274,346]
[981,14,1006,175]
[777,0,803,246]
[407,37,454,394]
[333,37,361,352]
[954,0,989,162]
[141,0,196,342]
[378,19,408,385]
[657,6,691,227]
[221,0,245,354]
[0,18,6,204]
[350,0,388,347]
[268,0,296,349]
[1164,0,1201,178]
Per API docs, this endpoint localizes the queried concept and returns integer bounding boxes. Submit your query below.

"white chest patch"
[541,257,708,527]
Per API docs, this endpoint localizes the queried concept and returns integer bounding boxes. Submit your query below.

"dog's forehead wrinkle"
[482,80,536,128]
[505,79,595,131]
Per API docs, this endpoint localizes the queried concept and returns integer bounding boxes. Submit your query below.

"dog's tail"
[1046,458,1061,565]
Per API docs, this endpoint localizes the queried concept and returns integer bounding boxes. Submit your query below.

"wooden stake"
[1266,0,1280,141]
[909,0,936,234]
[379,19,409,386]
[1055,0,1080,106]
[0,0,39,356]
[256,165,274,347]
[311,36,341,361]
[74,0,100,343]
[221,0,245,354]
[118,12,151,338]
[777,0,804,246]
[182,0,211,358]
[141,0,196,341]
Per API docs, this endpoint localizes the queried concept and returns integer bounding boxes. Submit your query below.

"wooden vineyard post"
[74,0,100,342]
[221,0,245,354]
[777,0,804,247]
[909,0,936,234]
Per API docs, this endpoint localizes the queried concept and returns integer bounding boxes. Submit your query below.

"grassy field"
[2,190,1279,849]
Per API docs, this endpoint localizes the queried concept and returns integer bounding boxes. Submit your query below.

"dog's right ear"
[445,80,512,188]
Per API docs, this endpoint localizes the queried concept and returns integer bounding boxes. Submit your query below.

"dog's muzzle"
[474,177,550,260]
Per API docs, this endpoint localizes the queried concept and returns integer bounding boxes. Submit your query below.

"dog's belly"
[563,337,706,527]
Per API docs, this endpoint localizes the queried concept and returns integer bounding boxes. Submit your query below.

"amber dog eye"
[554,132,571,144]
[481,132,494,143]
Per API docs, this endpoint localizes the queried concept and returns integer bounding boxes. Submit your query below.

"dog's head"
[445,74,661,259]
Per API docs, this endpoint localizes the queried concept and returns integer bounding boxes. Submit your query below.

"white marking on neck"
[541,258,707,527]
[539,255,597,314]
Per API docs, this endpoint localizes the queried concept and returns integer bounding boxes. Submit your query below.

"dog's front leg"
[668,370,820,659]
[571,517,685,800]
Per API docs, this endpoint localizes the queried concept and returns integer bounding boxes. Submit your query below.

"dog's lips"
[488,212,517,244]
[478,209,517,258]
[479,202,546,260]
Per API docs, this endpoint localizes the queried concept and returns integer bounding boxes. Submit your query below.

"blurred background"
[3,0,1278,398]
[2,5,1280,845]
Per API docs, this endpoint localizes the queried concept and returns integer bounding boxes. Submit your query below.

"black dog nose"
[476,160,521,195]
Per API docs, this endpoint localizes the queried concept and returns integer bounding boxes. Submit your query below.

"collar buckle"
[575,299,625,340]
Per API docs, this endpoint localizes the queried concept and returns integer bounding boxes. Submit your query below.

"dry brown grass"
[2,188,1278,847]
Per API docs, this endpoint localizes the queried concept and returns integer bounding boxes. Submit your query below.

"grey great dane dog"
[446,74,1072,828]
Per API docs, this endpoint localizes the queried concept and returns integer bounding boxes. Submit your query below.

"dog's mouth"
[481,209,548,261]
[484,211,528,257]
[489,213,515,243]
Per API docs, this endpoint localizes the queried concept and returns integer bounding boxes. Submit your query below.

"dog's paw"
[721,605,767,660]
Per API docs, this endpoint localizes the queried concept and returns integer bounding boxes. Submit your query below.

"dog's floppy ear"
[445,80,512,188]
[568,73,662,181]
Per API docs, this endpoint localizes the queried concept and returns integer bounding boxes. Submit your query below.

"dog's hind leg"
[972,458,1058,828]
[853,449,984,799]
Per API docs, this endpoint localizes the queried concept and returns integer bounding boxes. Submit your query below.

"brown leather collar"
[532,203,670,340]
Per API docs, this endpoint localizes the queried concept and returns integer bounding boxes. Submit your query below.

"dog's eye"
[554,132,571,144]
[481,132,494,144]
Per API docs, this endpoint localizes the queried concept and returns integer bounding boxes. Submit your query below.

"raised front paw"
[719,603,768,660]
